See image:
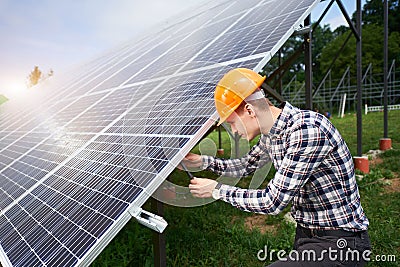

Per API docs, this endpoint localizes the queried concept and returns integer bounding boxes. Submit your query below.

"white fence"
[365,104,400,114]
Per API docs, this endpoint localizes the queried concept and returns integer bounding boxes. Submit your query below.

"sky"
[0,0,365,99]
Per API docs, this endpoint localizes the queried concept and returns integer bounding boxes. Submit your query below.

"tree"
[312,23,336,82]
[261,0,400,86]
[27,66,43,88]
[361,0,400,34]
[261,23,337,85]
[27,67,54,88]
[317,24,400,80]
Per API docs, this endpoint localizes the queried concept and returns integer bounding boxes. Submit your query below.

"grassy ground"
[0,95,8,106]
[92,110,400,267]
[330,110,400,155]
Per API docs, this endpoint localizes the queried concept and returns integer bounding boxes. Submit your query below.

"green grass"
[92,110,400,267]
[330,110,400,155]
[0,94,8,106]
[356,152,400,266]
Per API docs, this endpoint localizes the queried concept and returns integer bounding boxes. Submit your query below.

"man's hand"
[178,153,203,171]
[189,178,218,198]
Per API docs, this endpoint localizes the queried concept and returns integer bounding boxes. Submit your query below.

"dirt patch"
[243,214,278,235]
[370,157,383,166]
[383,178,400,194]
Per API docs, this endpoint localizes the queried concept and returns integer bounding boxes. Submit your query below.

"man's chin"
[238,133,254,141]
[247,134,258,142]
[242,135,252,141]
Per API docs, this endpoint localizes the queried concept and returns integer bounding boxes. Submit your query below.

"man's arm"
[191,124,333,215]
[203,135,270,178]
[180,135,270,178]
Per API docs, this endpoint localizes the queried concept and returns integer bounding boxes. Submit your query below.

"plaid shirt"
[203,102,369,231]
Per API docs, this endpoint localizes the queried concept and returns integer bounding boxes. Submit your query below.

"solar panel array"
[0,0,319,266]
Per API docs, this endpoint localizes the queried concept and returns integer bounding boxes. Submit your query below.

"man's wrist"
[212,182,222,200]
[201,155,214,170]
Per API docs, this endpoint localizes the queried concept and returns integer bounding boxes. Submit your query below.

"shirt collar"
[268,102,297,136]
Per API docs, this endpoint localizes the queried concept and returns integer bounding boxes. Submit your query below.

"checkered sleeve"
[214,124,333,215]
[201,137,270,178]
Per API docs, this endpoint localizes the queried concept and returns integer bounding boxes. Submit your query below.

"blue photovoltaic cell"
[0,0,319,266]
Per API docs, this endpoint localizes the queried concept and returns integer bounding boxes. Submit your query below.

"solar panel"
[0,0,320,266]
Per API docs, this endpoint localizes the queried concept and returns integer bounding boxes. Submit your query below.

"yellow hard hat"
[214,68,266,125]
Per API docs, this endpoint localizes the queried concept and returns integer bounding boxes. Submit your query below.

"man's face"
[226,109,258,141]
[225,101,275,139]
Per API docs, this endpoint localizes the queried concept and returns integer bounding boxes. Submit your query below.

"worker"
[181,68,370,266]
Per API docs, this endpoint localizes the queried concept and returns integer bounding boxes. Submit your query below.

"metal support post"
[356,0,363,157]
[152,198,166,267]
[217,126,224,155]
[278,48,282,95]
[383,0,389,138]
[380,0,392,151]
[234,132,240,158]
[304,15,313,110]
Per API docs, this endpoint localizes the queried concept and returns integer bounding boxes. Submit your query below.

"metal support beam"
[336,0,360,41]
[234,132,240,158]
[383,0,389,138]
[267,47,303,89]
[304,15,313,110]
[218,126,223,151]
[356,0,363,156]
[313,0,335,32]
[222,126,241,158]
[261,82,285,103]
[151,198,167,267]
[278,48,283,94]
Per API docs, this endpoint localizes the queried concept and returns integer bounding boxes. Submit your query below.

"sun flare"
[2,80,28,99]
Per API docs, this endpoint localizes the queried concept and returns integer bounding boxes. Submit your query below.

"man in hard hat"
[181,68,370,266]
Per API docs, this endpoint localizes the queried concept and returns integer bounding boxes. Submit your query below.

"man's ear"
[244,103,256,118]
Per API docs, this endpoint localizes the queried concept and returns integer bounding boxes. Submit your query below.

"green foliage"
[312,24,337,81]
[361,0,400,34]
[318,24,400,81]
[264,0,400,85]
[379,149,400,173]
[317,0,400,81]
[262,23,338,86]
[27,66,43,88]
[388,31,400,63]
